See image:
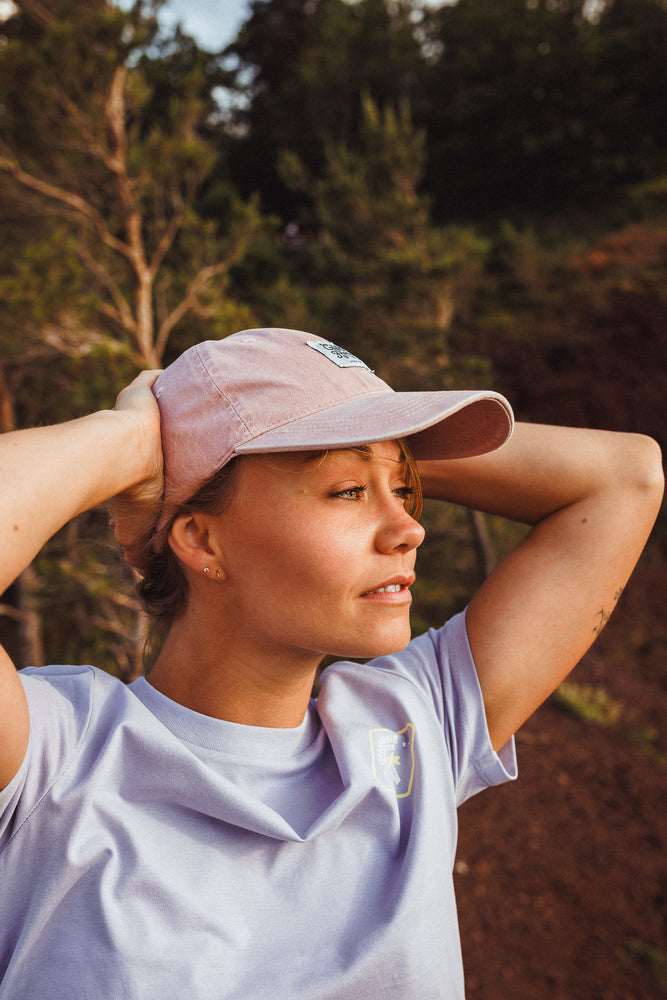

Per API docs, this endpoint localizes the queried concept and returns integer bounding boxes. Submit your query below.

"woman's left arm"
[418,423,664,750]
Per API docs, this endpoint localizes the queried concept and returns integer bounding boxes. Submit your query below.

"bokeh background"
[0,2,665,996]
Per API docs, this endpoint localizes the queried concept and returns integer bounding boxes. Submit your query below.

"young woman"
[0,328,663,998]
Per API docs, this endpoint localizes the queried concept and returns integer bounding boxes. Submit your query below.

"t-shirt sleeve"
[0,665,95,850]
[370,610,517,805]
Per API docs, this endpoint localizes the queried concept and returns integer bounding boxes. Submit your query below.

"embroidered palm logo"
[369,723,416,798]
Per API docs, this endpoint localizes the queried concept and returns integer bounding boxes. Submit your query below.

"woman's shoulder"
[20,662,128,700]
[18,664,137,744]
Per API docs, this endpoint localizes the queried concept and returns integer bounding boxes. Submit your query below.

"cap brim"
[234,389,513,461]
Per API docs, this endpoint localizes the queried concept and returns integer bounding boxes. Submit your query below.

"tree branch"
[154,259,231,359]
[102,66,157,365]
[0,604,25,622]
[104,66,131,180]
[103,65,144,268]
[77,246,137,336]
[0,156,134,261]
[51,84,113,167]
[147,197,188,280]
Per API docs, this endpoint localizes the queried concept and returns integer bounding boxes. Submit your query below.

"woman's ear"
[167,512,217,576]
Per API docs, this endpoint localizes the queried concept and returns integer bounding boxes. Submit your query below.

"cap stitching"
[196,346,254,435]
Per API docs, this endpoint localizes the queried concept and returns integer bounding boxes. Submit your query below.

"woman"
[0,328,663,998]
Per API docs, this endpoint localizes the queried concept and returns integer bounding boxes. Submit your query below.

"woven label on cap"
[307,340,371,370]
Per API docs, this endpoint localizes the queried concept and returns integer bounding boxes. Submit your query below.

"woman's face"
[208,441,426,668]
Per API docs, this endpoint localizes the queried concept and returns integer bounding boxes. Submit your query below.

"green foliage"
[630,725,665,765]
[551,681,624,726]
[276,92,491,392]
[33,509,143,679]
[619,938,667,991]
[227,0,425,216]
[278,94,429,272]
[419,0,667,217]
[228,0,667,221]
[0,0,269,371]
[472,214,667,449]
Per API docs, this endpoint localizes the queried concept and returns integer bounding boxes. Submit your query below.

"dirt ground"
[454,560,667,999]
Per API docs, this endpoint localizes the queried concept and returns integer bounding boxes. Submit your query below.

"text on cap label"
[307,340,372,370]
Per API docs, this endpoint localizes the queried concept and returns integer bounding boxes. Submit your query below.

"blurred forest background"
[0,0,665,997]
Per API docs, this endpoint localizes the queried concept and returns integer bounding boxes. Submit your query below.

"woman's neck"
[147,615,319,728]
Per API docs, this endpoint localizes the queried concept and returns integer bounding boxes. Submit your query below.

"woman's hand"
[108,370,164,573]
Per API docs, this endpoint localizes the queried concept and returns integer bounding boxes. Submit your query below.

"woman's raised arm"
[0,370,163,789]
[418,423,664,750]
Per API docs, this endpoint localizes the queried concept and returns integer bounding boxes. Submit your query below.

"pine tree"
[0,0,266,371]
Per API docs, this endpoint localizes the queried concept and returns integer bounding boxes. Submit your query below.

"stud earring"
[203,567,210,576]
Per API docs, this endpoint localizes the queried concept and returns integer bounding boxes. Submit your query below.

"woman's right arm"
[0,370,163,789]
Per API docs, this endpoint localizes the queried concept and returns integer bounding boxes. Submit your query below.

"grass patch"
[618,938,667,992]
[551,682,624,726]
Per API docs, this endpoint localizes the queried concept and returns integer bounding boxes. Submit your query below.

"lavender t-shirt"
[0,611,516,998]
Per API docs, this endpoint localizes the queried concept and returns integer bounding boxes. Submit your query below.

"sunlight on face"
[209,441,425,667]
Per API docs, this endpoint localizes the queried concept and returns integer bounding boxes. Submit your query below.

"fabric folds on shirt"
[0,610,516,999]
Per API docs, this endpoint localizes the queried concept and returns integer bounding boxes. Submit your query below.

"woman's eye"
[393,486,415,502]
[333,486,366,501]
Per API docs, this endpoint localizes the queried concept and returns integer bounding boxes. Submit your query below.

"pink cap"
[153,328,514,513]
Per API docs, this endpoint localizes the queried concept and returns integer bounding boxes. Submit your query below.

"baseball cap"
[153,328,514,513]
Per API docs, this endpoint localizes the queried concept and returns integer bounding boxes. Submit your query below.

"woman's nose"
[375,501,425,554]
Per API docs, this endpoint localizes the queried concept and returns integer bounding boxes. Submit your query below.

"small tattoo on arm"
[593,587,624,635]
[593,608,610,635]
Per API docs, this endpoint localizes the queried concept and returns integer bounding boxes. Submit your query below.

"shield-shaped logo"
[369,723,416,798]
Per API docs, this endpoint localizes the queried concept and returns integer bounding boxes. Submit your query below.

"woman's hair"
[137,459,243,665]
[137,438,422,667]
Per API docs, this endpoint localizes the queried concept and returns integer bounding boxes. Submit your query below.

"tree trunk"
[467,508,496,581]
[0,364,15,433]
[135,273,160,368]
[15,566,45,668]
[0,365,45,668]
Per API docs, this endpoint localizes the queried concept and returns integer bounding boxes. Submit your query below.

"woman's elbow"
[623,433,664,512]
